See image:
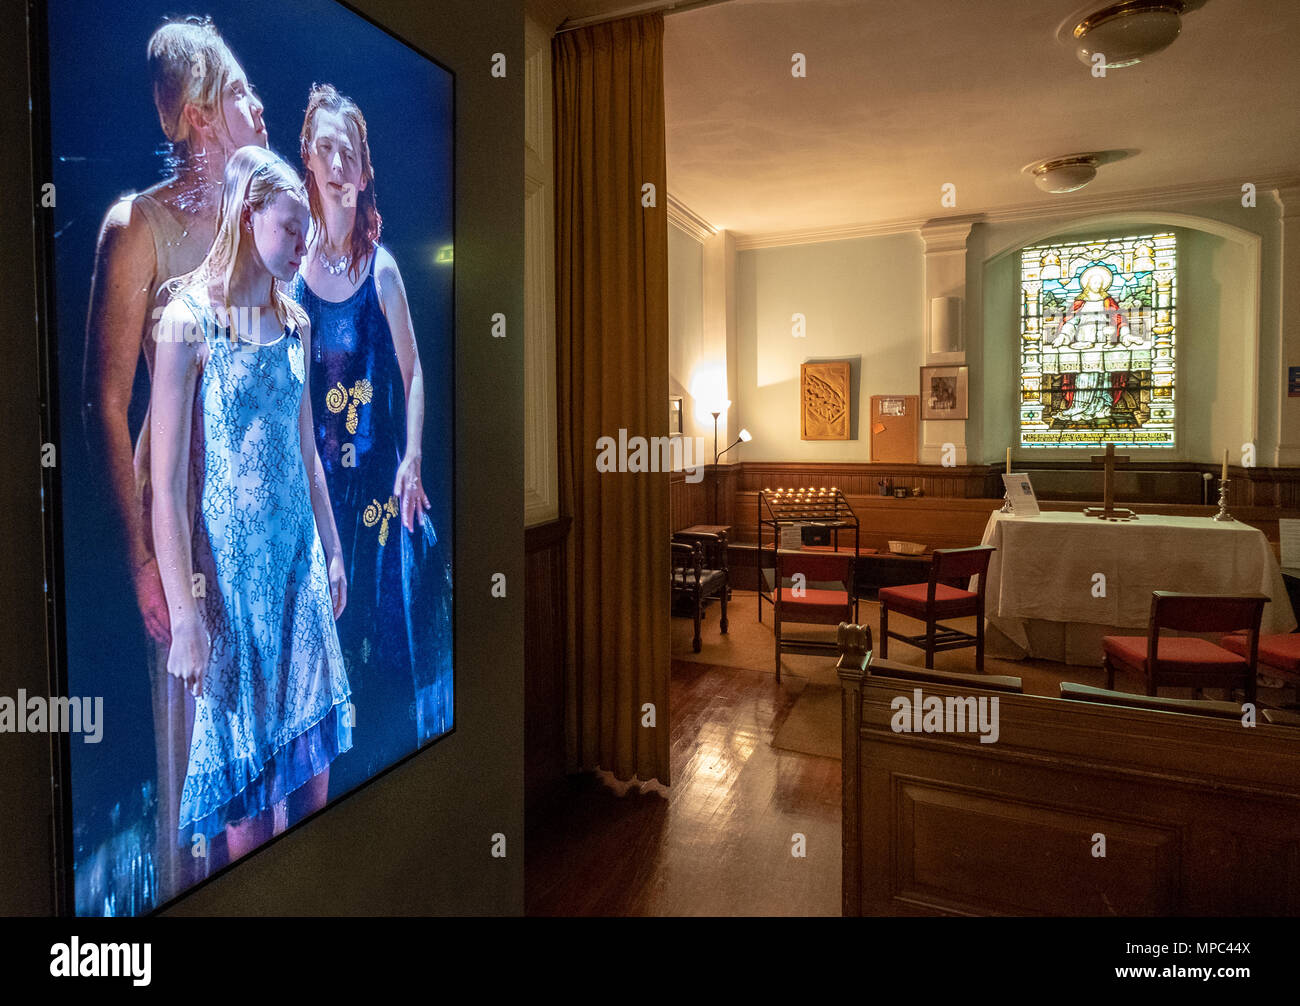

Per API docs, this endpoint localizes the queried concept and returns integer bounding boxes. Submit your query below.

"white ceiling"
[534,0,1300,242]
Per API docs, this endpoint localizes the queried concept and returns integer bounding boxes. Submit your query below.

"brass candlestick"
[1213,478,1234,521]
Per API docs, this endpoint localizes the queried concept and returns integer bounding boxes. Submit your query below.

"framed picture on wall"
[919,365,969,420]
[30,0,455,915]
[669,395,683,435]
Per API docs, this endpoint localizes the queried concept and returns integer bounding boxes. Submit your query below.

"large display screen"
[30,0,455,915]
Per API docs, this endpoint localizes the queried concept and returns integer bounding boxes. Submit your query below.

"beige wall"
[668,193,1286,468]
[733,231,925,462]
[668,222,708,449]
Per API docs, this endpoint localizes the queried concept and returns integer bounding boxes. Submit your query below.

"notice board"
[870,395,918,463]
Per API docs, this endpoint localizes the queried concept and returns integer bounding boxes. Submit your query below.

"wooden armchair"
[673,529,730,600]
[671,534,729,653]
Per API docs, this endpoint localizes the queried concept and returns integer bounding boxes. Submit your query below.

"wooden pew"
[836,628,1300,916]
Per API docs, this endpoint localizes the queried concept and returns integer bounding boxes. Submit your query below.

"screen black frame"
[25,0,459,917]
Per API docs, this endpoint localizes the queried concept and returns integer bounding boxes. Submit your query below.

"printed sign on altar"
[1002,473,1041,517]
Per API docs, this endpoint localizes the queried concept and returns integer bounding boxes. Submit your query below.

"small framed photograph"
[669,396,683,436]
[919,365,969,420]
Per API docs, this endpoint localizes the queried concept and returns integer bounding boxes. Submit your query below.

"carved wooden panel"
[801,362,851,441]
[895,779,1179,915]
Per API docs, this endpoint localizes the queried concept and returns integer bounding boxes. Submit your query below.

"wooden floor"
[525,588,1298,916]
[524,658,841,916]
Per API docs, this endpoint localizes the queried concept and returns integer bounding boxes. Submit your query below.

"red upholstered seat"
[780,587,852,622]
[1103,591,1268,703]
[878,582,978,619]
[1102,635,1249,676]
[1220,631,1300,678]
[877,546,995,673]
[773,551,855,680]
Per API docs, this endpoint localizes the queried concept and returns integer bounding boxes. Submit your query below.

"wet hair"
[167,145,309,334]
[299,83,381,282]
[147,15,238,162]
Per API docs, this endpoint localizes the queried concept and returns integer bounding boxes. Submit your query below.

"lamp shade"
[689,365,729,424]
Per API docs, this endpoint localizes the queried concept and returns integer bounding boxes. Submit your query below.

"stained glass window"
[1019,232,1176,448]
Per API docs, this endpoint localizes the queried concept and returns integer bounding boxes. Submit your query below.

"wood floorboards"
[525,588,1299,916]
[524,658,841,916]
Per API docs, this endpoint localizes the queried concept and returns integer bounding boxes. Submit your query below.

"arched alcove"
[976,210,1261,463]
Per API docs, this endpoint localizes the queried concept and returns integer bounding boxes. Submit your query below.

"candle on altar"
[1222,449,1228,482]
[1006,447,1011,475]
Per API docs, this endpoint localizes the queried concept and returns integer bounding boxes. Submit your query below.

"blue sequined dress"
[174,292,353,844]
[290,250,452,776]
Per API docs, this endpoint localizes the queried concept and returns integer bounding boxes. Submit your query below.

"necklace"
[319,247,350,276]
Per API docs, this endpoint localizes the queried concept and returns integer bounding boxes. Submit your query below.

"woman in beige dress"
[81,14,266,904]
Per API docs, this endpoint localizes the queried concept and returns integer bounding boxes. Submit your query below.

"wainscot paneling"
[670,462,1300,559]
[525,516,570,810]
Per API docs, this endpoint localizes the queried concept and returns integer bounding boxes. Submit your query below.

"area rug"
[770,683,841,759]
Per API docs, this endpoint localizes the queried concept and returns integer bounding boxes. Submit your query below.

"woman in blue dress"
[150,145,352,861]
[291,83,452,778]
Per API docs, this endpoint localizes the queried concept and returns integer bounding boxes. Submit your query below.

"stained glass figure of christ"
[1018,232,1176,449]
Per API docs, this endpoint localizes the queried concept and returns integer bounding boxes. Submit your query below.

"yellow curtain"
[554,13,671,785]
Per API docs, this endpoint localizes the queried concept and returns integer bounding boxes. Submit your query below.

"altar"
[978,510,1299,666]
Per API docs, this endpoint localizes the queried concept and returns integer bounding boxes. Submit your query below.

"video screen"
[31,0,455,915]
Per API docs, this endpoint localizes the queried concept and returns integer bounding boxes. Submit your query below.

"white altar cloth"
[978,511,1298,665]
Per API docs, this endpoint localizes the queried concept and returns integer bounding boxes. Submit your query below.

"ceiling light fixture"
[1057,1,1207,69]
[1023,155,1101,194]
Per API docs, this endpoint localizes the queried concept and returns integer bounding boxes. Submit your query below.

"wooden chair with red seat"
[1217,630,1300,695]
[1102,591,1268,705]
[773,550,855,682]
[878,546,995,672]
[800,542,869,623]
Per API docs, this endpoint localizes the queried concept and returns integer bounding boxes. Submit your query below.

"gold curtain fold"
[554,14,671,785]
